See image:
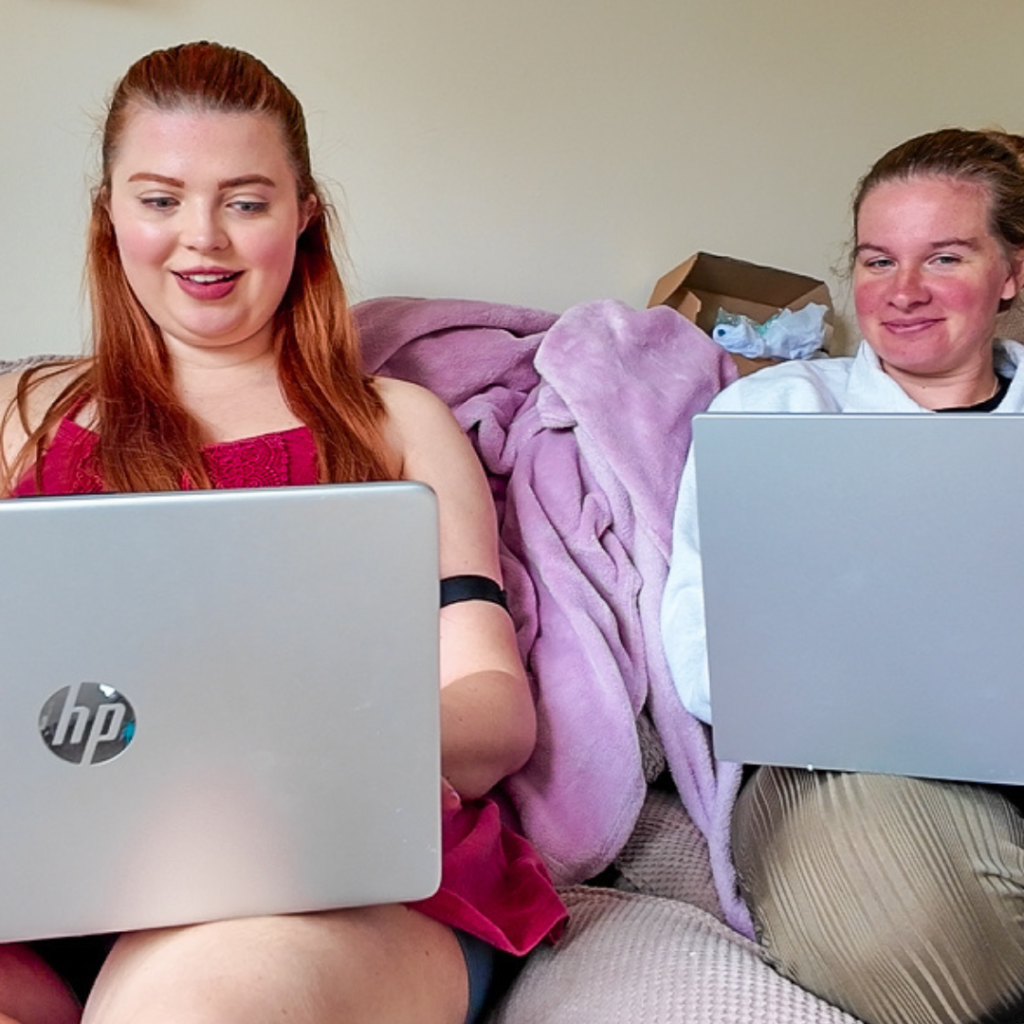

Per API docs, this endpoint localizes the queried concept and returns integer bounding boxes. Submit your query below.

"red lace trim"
[71,449,105,494]
[14,420,317,495]
[202,432,293,488]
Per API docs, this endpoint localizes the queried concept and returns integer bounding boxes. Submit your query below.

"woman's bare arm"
[380,378,536,799]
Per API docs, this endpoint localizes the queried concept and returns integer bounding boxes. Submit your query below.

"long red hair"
[5,41,393,492]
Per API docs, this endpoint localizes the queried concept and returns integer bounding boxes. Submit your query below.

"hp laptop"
[693,412,1024,784]
[0,482,441,942]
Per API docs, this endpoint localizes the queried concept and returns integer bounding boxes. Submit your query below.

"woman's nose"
[181,204,228,253]
[889,266,930,308]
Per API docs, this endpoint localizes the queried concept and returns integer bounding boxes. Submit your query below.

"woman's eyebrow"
[854,237,982,256]
[218,174,276,189]
[127,172,183,186]
[124,173,277,189]
[931,237,981,250]
[853,242,890,257]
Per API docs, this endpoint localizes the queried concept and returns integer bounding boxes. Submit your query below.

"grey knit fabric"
[613,788,723,921]
[490,886,859,1023]
[487,787,864,1023]
[0,355,68,374]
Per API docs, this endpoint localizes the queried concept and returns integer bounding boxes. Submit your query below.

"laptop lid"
[0,482,441,942]
[693,412,1024,784]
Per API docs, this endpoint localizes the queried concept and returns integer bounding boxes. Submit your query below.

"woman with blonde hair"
[663,126,1024,1024]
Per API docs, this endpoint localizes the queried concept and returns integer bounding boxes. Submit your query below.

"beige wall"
[3,0,1023,359]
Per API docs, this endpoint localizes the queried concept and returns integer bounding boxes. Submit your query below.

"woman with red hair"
[0,41,565,1024]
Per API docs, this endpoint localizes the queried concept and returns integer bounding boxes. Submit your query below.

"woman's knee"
[733,768,1024,1024]
[83,907,469,1024]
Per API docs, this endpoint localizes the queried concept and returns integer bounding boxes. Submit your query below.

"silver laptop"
[0,482,441,942]
[693,412,1024,784]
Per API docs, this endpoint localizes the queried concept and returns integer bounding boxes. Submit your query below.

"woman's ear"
[94,184,112,218]
[298,194,317,237]
[997,250,1024,314]
[1008,247,1024,294]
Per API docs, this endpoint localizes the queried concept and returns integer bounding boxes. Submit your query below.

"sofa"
[0,297,869,1024]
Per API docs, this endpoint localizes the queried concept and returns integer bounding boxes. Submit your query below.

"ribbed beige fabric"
[734,768,1024,1024]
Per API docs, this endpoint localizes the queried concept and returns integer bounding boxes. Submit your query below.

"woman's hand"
[441,776,462,814]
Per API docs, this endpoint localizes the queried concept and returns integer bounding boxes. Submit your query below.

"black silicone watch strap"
[439,574,509,611]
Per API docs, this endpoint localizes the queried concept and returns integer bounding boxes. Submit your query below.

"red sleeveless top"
[14,418,567,954]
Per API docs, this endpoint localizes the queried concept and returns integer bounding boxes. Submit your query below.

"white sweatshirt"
[660,339,1024,724]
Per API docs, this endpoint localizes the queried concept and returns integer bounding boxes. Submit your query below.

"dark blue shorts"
[29,933,118,1005]
[454,929,498,1024]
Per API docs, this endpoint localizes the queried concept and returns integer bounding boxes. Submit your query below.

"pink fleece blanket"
[356,296,751,935]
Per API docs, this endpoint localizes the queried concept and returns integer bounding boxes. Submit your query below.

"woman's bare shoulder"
[372,375,500,574]
[373,376,460,455]
[0,360,88,452]
[374,375,446,414]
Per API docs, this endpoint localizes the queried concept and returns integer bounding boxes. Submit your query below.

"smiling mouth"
[883,319,942,334]
[173,271,242,284]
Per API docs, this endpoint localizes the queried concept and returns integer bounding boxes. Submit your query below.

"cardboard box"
[648,252,834,368]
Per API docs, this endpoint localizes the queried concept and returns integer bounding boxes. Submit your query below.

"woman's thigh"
[733,767,1024,1024]
[0,943,81,1024]
[82,905,470,1024]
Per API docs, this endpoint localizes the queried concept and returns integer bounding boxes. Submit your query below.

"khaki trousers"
[733,768,1024,1024]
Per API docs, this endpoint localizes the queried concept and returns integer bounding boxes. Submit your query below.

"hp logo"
[39,683,136,765]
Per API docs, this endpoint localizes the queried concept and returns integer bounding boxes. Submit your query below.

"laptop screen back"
[693,412,1024,784]
[0,482,441,942]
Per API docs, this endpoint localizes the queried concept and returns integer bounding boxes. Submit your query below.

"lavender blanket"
[356,296,751,935]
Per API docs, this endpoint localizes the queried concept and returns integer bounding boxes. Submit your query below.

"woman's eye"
[932,254,962,266]
[141,196,178,211]
[864,257,895,270]
[231,200,268,214]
